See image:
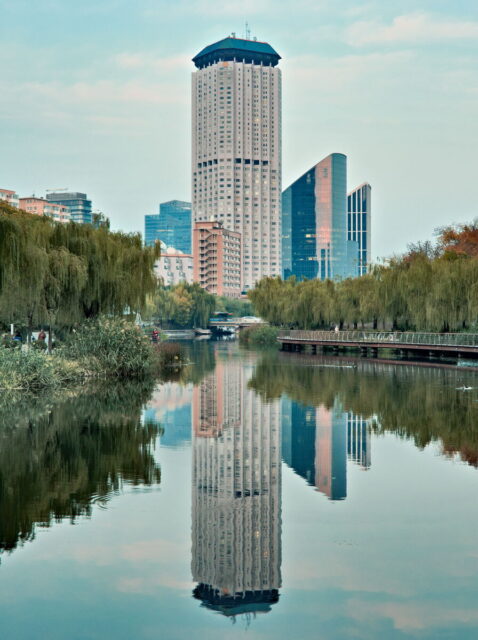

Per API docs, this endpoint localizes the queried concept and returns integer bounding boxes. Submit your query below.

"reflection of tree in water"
[0,382,162,554]
[158,340,216,385]
[249,352,478,467]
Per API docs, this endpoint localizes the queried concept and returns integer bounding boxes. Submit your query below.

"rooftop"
[193,36,281,69]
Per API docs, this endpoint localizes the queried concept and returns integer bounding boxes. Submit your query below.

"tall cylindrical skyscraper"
[192,36,282,291]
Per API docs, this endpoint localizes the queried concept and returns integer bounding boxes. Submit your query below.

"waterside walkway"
[278,330,478,359]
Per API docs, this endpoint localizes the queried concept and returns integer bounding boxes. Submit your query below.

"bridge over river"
[278,330,478,359]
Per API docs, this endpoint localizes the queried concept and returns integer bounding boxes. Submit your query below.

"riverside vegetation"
[0,200,160,350]
[249,223,478,332]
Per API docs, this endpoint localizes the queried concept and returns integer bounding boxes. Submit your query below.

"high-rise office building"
[282,167,318,280]
[192,36,282,291]
[282,153,358,281]
[347,183,371,276]
[191,356,282,616]
[144,200,192,253]
[46,192,92,225]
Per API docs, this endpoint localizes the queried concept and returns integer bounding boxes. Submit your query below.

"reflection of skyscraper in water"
[191,360,282,617]
[282,398,371,500]
[315,404,347,500]
[347,412,371,469]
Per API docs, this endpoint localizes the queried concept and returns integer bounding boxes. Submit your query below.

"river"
[0,341,477,639]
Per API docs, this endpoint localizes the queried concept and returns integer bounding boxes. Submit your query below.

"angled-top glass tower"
[192,35,282,291]
[282,153,358,281]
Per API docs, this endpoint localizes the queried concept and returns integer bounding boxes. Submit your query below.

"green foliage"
[62,317,155,378]
[0,349,84,391]
[0,201,160,340]
[215,295,254,317]
[155,342,187,368]
[153,282,216,328]
[249,246,478,332]
[239,324,279,347]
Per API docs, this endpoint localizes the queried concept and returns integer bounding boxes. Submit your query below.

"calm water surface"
[1,342,478,639]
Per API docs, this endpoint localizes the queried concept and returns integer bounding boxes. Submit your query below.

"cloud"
[114,52,190,73]
[283,50,414,95]
[346,12,478,46]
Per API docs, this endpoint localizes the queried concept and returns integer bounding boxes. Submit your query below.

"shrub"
[239,325,278,348]
[155,342,187,368]
[0,349,84,391]
[62,318,155,378]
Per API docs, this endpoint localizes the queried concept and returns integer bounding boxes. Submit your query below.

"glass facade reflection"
[282,154,358,281]
[281,169,318,280]
[347,183,371,276]
[281,397,371,501]
[145,200,192,252]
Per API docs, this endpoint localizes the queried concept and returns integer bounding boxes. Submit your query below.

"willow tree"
[42,248,88,351]
[0,202,160,338]
[49,223,160,319]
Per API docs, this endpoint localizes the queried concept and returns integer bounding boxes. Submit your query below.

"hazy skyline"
[1,0,477,259]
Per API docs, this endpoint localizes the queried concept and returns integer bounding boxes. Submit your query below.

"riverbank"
[0,318,187,392]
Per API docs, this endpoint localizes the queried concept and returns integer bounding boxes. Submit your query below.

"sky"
[1,0,477,259]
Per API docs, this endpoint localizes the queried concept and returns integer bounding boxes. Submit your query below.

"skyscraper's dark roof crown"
[193,36,281,69]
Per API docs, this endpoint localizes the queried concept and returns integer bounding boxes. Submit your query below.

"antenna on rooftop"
[245,21,251,40]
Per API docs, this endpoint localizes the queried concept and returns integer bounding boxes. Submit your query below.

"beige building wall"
[192,39,282,291]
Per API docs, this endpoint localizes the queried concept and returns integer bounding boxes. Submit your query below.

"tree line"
[148,282,253,329]
[0,201,160,345]
[249,223,478,332]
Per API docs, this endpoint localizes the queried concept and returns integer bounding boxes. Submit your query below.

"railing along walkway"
[278,329,478,350]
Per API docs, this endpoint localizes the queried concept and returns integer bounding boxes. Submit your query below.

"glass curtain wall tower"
[192,36,282,291]
[144,200,192,252]
[347,183,371,276]
[282,153,357,281]
[282,167,318,280]
[45,192,92,225]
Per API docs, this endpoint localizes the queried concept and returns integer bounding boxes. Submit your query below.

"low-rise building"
[155,245,193,287]
[193,220,241,298]
[19,197,70,223]
[0,189,19,208]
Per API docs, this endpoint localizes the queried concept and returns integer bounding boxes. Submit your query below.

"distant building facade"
[19,197,70,223]
[282,153,359,281]
[45,192,92,225]
[347,183,371,276]
[0,189,19,208]
[154,246,193,286]
[144,200,192,253]
[193,220,241,298]
[192,36,282,291]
